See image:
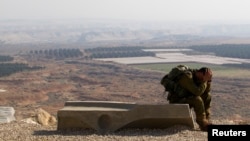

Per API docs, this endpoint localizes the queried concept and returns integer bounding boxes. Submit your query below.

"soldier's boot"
[196,114,209,131]
[205,108,212,124]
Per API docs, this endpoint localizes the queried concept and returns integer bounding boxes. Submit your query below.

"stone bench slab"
[57,101,195,133]
[0,107,15,123]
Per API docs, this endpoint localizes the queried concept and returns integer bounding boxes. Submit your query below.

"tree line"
[189,44,250,59]
[0,55,14,62]
[85,46,155,58]
[29,48,83,59]
[0,63,44,77]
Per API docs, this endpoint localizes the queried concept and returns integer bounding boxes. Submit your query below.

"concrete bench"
[57,101,195,133]
[0,107,15,123]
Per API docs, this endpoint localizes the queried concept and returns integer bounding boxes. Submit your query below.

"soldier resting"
[161,65,212,131]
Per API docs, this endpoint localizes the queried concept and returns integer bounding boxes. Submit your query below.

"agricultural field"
[96,49,250,65]
[94,48,250,78]
[132,62,250,78]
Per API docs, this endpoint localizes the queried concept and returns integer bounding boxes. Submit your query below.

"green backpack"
[161,65,194,100]
[160,65,191,89]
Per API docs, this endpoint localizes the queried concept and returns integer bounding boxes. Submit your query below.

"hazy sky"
[1,0,250,23]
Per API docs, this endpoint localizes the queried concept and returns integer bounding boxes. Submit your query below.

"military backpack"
[160,65,192,100]
[161,65,190,85]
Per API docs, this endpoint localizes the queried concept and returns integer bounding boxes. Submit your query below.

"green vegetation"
[0,63,44,77]
[133,62,250,78]
[85,46,155,58]
[133,63,222,73]
[0,54,44,77]
[189,44,250,59]
[0,55,14,62]
[29,48,83,59]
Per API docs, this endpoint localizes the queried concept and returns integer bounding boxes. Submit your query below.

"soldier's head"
[196,67,212,82]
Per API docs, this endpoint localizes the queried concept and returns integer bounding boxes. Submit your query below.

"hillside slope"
[0,57,249,121]
[0,56,250,140]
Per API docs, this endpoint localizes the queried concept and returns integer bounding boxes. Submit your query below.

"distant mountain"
[1,19,250,45]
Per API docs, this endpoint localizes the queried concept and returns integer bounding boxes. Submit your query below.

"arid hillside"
[0,54,249,123]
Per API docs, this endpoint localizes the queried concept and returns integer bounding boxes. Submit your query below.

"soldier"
[161,66,212,131]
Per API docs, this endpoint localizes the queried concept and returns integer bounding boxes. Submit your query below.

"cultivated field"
[96,49,250,65]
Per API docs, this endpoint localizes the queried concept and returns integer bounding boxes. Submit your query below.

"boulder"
[22,108,57,126]
[35,108,57,126]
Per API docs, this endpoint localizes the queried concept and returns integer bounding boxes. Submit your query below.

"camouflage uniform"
[162,69,211,130]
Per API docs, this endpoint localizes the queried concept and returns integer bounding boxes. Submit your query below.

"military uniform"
[162,69,211,130]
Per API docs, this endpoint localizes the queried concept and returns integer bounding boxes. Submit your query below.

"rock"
[21,117,39,125]
[20,108,57,126]
[35,108,57,126]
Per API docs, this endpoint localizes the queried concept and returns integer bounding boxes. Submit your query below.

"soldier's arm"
[204,81,211,94]
[178,74,207,96]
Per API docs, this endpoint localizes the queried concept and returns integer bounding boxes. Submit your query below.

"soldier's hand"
[204,68,212,82]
